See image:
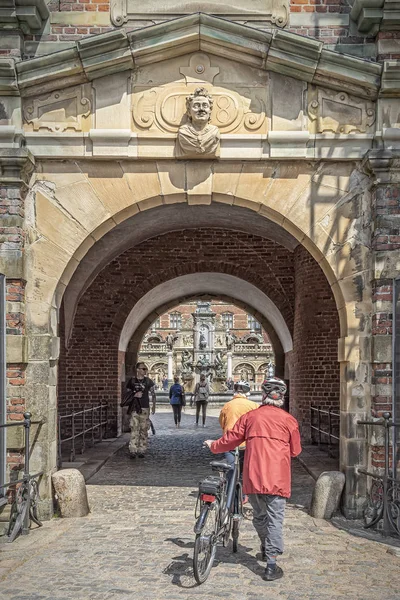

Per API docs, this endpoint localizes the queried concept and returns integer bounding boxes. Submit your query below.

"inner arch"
[119,273,293,354]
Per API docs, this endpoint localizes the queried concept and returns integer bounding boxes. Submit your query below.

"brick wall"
[371,183,399,422]
[152,301,269,342]
[59,228,339,437]
[1,184,26,423]
[290,245,340,440]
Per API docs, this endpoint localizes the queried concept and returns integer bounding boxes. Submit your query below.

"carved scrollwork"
[308,88,376,134]
[110,0,128,26]
[23,85,92,133]
[133,81,267,134]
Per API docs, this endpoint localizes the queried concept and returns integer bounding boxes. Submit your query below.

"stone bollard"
[52,469,90,518]
[309,471,345,520]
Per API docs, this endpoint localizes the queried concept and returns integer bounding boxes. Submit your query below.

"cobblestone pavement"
[1,408,400,599]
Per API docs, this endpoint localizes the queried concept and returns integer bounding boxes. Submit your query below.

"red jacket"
[210,405,302,498]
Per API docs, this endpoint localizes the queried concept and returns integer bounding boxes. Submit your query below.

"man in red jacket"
[204,376,301,582]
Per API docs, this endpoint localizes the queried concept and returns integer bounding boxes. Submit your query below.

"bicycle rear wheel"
[193,500,219,584]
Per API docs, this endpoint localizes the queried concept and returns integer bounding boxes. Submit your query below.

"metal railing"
[310,405,340,457]
[357,412,400,537]
[0,412,43,541]
[57,403,109,467]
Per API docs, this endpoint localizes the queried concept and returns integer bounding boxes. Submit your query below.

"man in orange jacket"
[205,376,301,582]
[218,380,259,490]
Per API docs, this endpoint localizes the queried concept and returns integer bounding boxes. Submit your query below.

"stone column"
[167,351,173,383]
[227,351,233,378]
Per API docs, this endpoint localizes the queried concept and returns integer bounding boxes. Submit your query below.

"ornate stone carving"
[214,351,227,378]
[132,55,267,136]
[176,87,220,158]
[180,54,220,85]
[308,88,375,134]
[110,0,289,28]
[23,85,92,133]
[181,350,194,376]
[166,332,179,350]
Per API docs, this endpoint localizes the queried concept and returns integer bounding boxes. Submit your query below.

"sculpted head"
[186,87,213,126]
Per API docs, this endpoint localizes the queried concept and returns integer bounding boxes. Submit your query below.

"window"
[247,315,261,331]
[153,317,161,329]
[170,312,182,329]
[222,312,234,329]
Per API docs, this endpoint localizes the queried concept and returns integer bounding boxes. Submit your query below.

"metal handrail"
[57,403,109,467]
[310,405,340,457]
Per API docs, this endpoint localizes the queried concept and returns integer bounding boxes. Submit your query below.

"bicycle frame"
[195,447,242,537]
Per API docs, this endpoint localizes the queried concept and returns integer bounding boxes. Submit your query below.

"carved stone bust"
[176,87,220,158]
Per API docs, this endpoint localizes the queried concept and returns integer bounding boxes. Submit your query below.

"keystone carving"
[23,84,92,133]
[176,87,220,158]
[308,87,376,134]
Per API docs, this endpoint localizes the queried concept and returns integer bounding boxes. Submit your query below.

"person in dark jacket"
[204,376,301,582]
[126,362,156,459]
[169,376,185,428]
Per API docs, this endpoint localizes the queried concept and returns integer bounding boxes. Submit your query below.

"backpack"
[197,383,208,401]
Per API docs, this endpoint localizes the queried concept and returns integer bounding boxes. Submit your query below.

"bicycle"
[193,446,243,584]
[7,473,43,543]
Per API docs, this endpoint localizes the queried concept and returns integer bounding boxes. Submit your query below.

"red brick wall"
[290,245,340,440]
[153,301,270,343]
[59,227,339,437]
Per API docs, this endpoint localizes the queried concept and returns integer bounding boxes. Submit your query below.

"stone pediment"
[8,14,383,100]
[2,13,400,160]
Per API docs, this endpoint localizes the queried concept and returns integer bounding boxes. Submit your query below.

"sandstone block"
[310,471,345,519]
[52,469,90,518]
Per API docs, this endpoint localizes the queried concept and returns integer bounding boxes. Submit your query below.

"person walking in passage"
[193,373,210,427]
[126,362,156,459]
[169,376,185,428]
[204,376,301,582]
[218,380,259,487]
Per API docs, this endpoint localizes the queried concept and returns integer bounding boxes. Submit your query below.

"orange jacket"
[211,405,302,497]
[219,394,259,448]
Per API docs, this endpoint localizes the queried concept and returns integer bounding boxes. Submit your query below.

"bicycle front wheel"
[193,500,219,584]
[232,519,239,553]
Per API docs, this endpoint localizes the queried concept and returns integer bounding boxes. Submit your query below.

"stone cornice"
[351,0,400,35]
[22,130,376,161]
[0,0,49,34]
[0,58,19,96]
[12,13,383,100]
[363,149,400,183]
[0,148,35,188]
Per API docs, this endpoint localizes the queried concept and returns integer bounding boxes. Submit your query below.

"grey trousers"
[248,493,286,558]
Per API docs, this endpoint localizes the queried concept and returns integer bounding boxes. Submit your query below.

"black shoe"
[263,564,283,581]
[138,453,145,458]
[129,452,136,459]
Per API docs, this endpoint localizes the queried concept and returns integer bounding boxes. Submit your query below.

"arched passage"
[118,273,293,355]
[27,160,370,517]
[58,224,341,443]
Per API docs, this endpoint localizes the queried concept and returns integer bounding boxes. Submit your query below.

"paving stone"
[0,409,399,598]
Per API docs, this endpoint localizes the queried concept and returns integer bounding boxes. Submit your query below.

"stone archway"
[23,161,369,517]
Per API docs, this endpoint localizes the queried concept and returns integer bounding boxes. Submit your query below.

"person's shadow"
[162,537,264,588]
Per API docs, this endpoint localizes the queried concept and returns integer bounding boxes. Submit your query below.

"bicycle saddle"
[210,460,233,472]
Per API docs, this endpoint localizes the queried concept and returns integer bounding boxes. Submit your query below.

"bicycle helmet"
[234,380,251,394]
[261,376,287,397]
